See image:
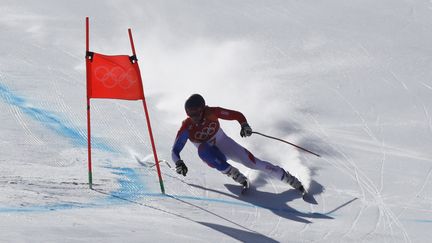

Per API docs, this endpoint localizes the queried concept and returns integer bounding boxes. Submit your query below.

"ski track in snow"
[114,102,150,147]
[0,77,43,145]
[309,112,412,242]
[395,168,432,223]
[330,63,432,242]
[421,82,432,91]
[423,104,432,135]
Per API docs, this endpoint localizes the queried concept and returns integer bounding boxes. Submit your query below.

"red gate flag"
[86,53,144,100]
[85,17,165,194]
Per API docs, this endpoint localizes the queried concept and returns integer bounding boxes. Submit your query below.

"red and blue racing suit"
[172,106,285,179]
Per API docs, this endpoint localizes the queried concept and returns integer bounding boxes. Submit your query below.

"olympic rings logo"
[94,66,138,89]
[194,122,218,140]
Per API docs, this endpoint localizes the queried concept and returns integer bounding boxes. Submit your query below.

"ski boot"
[226,166,248,184]
[282,170,305,194]
[226,166,249,193]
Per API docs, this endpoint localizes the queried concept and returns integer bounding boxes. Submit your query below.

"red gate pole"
[86,17,93,189]
[128,28,165,194]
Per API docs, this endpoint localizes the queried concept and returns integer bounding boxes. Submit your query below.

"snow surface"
[1,0,432,242]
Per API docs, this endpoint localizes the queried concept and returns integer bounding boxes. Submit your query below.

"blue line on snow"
[107,166,148,201]
[0,83,114,152]
[0,82,329,217]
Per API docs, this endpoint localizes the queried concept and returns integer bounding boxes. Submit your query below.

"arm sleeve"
[212,107,247,124]
[171,123,189,162]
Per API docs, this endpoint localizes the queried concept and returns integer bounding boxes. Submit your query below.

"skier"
[171,94,305,194]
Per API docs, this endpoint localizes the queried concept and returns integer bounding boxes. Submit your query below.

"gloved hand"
[175,160,188,176]
[240,122,253,137]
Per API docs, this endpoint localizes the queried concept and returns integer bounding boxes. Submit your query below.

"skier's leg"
[215,132,284,179]
[216,131,304,191]
[198,142,248,186]
[198,142,229,171]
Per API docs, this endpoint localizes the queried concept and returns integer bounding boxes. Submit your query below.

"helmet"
[184,94,205,111]
[185,94,205,122]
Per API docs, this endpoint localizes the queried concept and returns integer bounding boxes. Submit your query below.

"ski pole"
[252,131,321,158]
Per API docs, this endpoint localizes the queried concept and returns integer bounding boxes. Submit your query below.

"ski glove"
[175,160,188,176]
[240,122,253,137]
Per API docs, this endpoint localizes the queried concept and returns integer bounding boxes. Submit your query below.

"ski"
[302,191,318,204]
[134,155,172,168]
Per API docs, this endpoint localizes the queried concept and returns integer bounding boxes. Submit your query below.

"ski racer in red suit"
[172,94,305,193]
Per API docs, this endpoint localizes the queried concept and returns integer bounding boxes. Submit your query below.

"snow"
[1,0,432,242]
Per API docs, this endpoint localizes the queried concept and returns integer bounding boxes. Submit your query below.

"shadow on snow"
[93,188,278,243]
[188,180,333,224]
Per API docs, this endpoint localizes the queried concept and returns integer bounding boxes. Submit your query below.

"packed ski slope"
[1,0,432,242]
